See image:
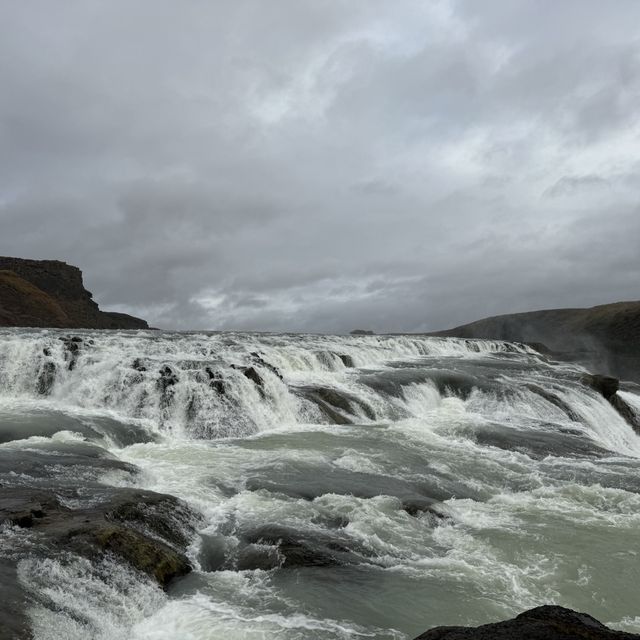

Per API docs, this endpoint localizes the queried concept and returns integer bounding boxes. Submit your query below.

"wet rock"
[36,360,56,395]
[240,524,363,568]
[580,374,640,433]
[413,605,640,639]
[580,374,619,400]
[338,354,355,368]
[0,486,198,588]
[402,501,448,521]
[132,358,147,372]
[298,386,375,423]
[59,335,82,370]
[610,394,640,435]
[197,533,231,571]
[464,339,481,353]
[242,366,264,388]
[236,542,283,571]
[527,384,582,422]
[157,365,178,392]
[203,367,226,394]
[91,525,189,586]
[250,352,283,380]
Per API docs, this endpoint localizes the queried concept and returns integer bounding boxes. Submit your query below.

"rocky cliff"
[433,301,640,383]
[0,257,148,329]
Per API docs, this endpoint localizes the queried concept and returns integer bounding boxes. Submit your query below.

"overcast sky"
[1,1,639,332]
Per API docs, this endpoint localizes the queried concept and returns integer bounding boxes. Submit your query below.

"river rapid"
[1,329,639,639]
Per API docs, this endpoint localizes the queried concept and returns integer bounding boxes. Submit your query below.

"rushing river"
[1,329,639,639]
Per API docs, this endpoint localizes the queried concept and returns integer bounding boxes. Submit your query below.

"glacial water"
[1,329,639,639]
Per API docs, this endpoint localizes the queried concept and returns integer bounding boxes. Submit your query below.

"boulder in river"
[581,373,619,400]
[1,487,198,588]
[413,605,640,639]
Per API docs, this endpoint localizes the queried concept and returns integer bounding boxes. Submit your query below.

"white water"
[0,329,639,639]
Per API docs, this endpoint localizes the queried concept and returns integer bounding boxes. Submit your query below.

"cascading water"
[1,328,639,639]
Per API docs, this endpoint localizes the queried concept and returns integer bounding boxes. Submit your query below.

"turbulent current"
[1,329,640,639]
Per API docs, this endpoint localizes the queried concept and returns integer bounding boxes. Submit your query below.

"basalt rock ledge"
[414,606,640,640]
[0,257,148,329]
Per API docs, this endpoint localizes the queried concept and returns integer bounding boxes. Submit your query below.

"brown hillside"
[433,301,640,382]
[0,258,148,330]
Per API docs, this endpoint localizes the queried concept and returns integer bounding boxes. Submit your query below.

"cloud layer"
[1,0,639,331]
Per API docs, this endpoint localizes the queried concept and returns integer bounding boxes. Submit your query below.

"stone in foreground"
[414,606,640,640]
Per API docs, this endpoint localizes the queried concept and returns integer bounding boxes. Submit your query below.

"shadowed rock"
[610,394,640,434]
[296,385,376,424]
[250,352,283,380]
[527,384,582,422]
[578,374,640,434]
[1,487,197,587]
[338,354,355,367]
[240,524,363,568]
[413,605,640,639]
[36,360,56,395]
[242,365,264,388]
[157,365,179,392]
[0,435,201,638]
[581,374,619,400]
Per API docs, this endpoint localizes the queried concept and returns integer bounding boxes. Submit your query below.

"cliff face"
[0,257,148,330]
[433,301,640,382]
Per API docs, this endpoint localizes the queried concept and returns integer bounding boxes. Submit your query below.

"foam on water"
[20,553,166,640]
[0,328,639,638]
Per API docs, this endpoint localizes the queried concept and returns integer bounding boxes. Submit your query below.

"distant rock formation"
[0,257,148,329]
[413,605,640,639]
[350,329,375,335]
[433,301,640,383]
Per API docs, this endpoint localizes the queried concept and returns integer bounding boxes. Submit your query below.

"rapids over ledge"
[1,329,639,639]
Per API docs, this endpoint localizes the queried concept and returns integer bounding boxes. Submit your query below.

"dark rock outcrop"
[350,329,375,335]
[610,394,640,434]
[338,354,355,367]
[414,605,640,639]
[0,435,200,639]
[0,483,199,639]
[575,373,640,433]
[296,385,376,424]
[1,487,196,588]
[581,374,620,400]
[240,524,362,569]
[432,301,640,383]
[0,257,148,329]
[250,352,283,380]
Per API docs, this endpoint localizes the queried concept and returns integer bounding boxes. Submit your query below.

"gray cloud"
[1,0,639,332]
